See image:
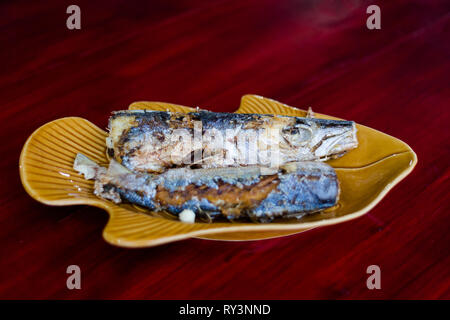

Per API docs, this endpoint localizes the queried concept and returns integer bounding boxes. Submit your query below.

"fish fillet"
[107,110,358,173]
[74,153,340,222]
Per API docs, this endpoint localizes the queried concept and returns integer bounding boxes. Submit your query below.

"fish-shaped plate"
[19,95,417,247]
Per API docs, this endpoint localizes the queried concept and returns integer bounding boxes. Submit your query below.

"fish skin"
[74,154,339,222]
[107,110,358,173]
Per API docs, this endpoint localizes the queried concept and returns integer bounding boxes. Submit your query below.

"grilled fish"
[74,153,339,222]
[107,110,358,173]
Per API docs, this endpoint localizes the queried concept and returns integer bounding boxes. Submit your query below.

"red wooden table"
[1,0,449,299]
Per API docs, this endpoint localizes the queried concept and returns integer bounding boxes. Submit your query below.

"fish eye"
[284,125,312,146]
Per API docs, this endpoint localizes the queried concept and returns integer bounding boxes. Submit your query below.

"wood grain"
[0,0,449,299]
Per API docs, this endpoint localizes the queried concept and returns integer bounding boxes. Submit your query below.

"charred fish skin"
[74,154,339,222]
[251,162,338,220]
[107,110,358,173]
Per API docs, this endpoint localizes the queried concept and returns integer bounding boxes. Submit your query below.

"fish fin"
[73,153,102,180]
[306,107,315,118]
[107,159,133,176]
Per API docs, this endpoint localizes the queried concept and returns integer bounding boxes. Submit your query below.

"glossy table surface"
[1,0,449,299]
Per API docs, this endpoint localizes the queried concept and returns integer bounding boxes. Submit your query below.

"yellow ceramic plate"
[19,95,417,247]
